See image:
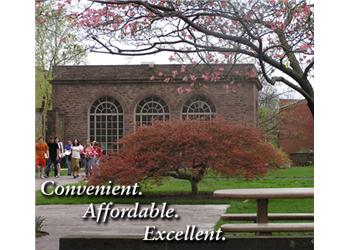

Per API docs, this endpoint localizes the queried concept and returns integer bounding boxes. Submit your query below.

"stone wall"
[59,236,314,250]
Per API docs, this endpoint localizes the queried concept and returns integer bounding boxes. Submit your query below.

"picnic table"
[213,188,314,234]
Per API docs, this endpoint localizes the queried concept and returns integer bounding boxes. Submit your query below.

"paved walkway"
[36,175,85,190]
[36,204,228,250]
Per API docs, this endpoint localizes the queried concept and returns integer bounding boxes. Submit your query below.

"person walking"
[82,142,95,178]
[92,141,103,168]
[35,136,48,179]
[64,140,72,176]
[71,139,83,178]
[45,136,59,178]
[56,137,64,177]
[80,139,90,175]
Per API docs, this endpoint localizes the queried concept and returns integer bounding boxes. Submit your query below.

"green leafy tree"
[35,0,87,109]
[258,80,287,145]
[35,0,87,136]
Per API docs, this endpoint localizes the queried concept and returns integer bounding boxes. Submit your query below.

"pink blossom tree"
[66,0,314,115]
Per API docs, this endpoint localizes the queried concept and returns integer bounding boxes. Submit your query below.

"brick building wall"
[278,99,314,155]
[49,64,261,147]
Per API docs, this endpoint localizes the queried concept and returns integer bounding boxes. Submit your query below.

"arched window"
[182,96,216,120]
[89,96,123,151]
[135,96,170,127]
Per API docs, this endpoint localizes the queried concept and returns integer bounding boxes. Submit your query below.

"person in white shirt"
[55,137,64,177]
[71,139,84,178]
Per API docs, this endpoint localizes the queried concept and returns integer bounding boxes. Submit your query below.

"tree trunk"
[190,180,199,196]
[306,98,314,117]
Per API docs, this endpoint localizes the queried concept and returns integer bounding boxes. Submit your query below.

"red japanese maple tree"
[89,119,289,195]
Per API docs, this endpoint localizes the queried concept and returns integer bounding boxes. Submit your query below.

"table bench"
[221,213,314,221]
[221,223,314,233]
[213,188,314,234]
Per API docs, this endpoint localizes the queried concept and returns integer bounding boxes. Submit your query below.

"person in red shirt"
[92,141,103,168]
[35,136,49,179]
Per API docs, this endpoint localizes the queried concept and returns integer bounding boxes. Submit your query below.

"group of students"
[35,136,103,179]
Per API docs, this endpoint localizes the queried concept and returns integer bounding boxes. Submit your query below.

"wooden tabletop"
[213,188,314,199]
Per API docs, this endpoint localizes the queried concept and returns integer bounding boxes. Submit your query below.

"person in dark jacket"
[44,136,59,178]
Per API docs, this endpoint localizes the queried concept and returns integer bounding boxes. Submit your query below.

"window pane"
[182,96,216,120]
[89,97,123,151]
[136,97,169,127]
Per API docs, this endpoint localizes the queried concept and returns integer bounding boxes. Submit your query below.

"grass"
[36,166,313,205]
[57,166,314,179]
[35,216,49,238]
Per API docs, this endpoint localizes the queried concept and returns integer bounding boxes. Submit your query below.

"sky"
[87,50,175,65]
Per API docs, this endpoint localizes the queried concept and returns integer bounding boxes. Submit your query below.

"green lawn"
[36,166,313,206]
[58,166,314,179]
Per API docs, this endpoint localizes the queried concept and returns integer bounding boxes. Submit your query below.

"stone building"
[49,64,261,151]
